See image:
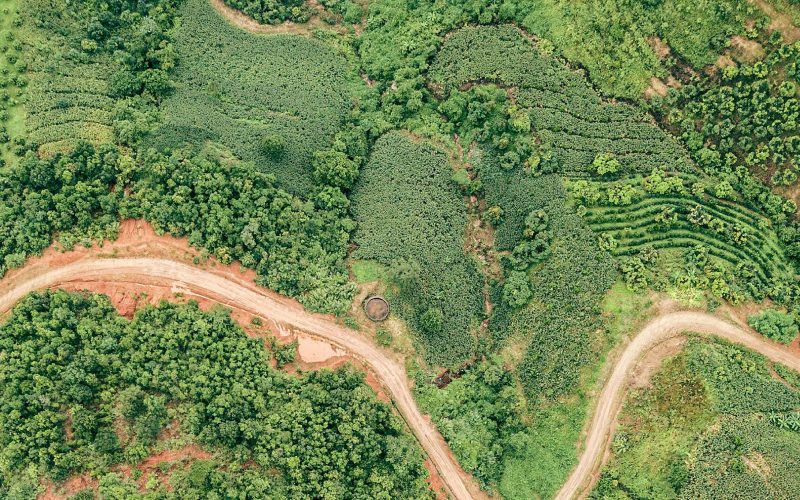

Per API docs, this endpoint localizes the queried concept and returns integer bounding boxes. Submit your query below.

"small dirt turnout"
[556,311,800,499]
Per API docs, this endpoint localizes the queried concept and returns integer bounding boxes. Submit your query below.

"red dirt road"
[0,255,479,500]
[556,311,800,499]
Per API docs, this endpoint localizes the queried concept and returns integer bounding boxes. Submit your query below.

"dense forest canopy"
[0,291,431,498]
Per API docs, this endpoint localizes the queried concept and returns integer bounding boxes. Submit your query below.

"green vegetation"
[0,290,431,498]
[222,0,309,24]
[430,25,689,176]
[0,143,355,313]
[354,0,764,100]
[649,37,800,281]
[594,338,800,499]
[13,0,181,157]
[351,132,484,365]
[574,172,795,303]
[652,40,800,192]
[0,0,24,166]
[748,308,799,344]
[154,0,361,195]
[480,158,616,404]
[515,0,761,98]
[7,0,800,497]
[408,153,616,498]
[414,357,523,492]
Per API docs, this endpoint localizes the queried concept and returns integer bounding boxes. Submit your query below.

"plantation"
[594,338,800,499]
[651,39,800,192]
[350,132,484,365]
[0,0,24,165]
[429,25,690,176]
[153,0,361,196]
[574,174,795,298]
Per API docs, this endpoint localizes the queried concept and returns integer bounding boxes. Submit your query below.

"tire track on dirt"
[0,257,479,500]
[556,311,800,499]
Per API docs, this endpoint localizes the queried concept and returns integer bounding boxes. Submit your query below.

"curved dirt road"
[555,311,800,500]
[0,257,476,500]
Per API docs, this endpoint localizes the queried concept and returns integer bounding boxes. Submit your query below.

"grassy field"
[595,337,800,498]
[350,131,484,366]
[153,0,362,196]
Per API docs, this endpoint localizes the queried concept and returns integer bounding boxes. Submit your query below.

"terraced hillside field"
[582,188,792,283]
[429,25,689,176]
[14,0,117,156]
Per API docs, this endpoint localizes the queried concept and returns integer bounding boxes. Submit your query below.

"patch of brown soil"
[730,36,765,63]
[424,458,449,500]
[140,445,212,469]
[115,445,212,492]
[645,77,669,98]
[648,36,672,59]
[768,363,800,391]
[209,0,363,37]
[715,54,737,70]
[40,475,98,500]
[743,451,772,479]
[750,0,800,43]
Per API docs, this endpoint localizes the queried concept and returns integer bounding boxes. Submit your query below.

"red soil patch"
[424,458,449,499]
[114,445,212,492]
[40,475,98,500]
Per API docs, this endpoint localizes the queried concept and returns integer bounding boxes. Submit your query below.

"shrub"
[748,309,799,344]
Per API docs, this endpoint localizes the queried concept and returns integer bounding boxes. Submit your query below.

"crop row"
[601,224,777,283]
[430,25,689,175]
[584,192,790,278]
[584,193,765,227]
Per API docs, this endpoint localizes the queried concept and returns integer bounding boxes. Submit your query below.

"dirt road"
[555,311,800,499]
[0,256,478,500]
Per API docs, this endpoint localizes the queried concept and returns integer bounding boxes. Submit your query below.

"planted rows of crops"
[24,61,115,155]
[477,152,616,402]
[153,0,359,196]
[429,25,689,176]
[0,0,24,166]
[351,132,484,366]
[582,194,790,282]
